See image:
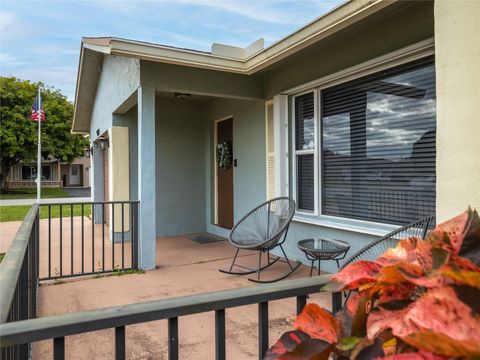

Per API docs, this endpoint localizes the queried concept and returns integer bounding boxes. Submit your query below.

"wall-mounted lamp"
[84,147,92,158]
[99,138,109,150]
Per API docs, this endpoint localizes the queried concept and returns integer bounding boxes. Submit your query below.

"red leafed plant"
[265,208,480,360]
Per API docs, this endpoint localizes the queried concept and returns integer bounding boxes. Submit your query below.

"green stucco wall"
[140,61,264,100]
[262,1,434,98]
[90,55,140,140]
[154,97,208,236]
[204,98,266,236]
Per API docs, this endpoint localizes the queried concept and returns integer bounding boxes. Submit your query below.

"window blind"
[321,57,436,225]
[295,93,315,211]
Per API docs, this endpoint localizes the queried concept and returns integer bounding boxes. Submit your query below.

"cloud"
[0,0,344,100]
[0,52,26,67]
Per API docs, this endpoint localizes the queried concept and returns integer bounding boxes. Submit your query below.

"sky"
[0,0,344,101]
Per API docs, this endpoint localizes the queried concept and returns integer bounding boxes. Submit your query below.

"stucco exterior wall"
[263,1,434,98]
[155,97,208,236]
[89,55,140,141]
[140,61,263,100]
[204,98,266,237]
[434,0,480,222]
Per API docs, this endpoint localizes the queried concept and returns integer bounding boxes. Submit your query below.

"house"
[6,155,91,189]
[72,0,479,271]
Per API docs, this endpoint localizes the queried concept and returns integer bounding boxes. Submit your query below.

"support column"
[91,141,104,225]
[137,85,156,270]
[435,0,480,221]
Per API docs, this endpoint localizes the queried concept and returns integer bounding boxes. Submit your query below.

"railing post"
[296,295,307,315]
[258,302,269,359]
[115,326,125,360]
[133,203,139,269]
[168,317,178,360]
[53,337,65,360]
[215,309,226,360]
[332,292,342,314]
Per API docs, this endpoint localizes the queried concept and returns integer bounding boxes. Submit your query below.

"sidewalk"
[0,197,91,206]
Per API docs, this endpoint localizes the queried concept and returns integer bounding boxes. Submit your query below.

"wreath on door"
[216,141,232,170]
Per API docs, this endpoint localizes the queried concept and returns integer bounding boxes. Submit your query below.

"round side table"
[297,238,350,276]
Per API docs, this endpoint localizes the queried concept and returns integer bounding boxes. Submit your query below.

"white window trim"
[273,94,289,197]
[291,89,319,215]
[265,99,274,200]
[281,38,435,234]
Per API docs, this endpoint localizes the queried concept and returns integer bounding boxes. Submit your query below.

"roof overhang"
[72,0,398,133]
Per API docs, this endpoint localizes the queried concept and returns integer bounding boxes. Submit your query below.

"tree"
[0,77,89,192]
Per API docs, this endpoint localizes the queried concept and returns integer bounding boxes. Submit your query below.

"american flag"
[30,95,45,122]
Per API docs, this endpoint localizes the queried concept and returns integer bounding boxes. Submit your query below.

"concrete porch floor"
[32,235,331,359]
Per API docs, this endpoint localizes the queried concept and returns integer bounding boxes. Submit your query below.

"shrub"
[266,208,480,359]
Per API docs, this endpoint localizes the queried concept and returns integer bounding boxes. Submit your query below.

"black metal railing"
[0,274,341,360]
[39,201,139,281]
[0,204,39,359]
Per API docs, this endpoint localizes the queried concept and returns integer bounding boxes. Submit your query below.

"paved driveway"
[63,187,91,197]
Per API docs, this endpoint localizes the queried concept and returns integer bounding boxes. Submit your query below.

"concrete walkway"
[0,197,91,206]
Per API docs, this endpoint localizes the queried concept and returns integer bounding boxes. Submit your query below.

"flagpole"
[37,87,41,203]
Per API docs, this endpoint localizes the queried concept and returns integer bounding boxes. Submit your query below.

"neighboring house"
[6,155,91,189]
[72,0,479,270]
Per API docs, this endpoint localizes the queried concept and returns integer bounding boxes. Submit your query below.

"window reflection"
[322,59,436,225]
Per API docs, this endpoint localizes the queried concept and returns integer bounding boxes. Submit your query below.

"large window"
[293,57,436,225]
[22,165,52,180]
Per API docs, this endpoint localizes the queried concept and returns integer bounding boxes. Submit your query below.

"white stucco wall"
[435,0,480,221]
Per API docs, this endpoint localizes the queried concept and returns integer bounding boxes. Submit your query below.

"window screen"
[321,57,436,225]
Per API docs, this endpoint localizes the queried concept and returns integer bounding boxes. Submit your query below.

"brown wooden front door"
[216,118,234,229]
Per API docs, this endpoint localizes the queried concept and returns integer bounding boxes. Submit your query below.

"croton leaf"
[352,337,385,360]
[374,350,447,360]
[264,330,311,360]
[427,208,473,256]
[367,286,480,357]
[376,283,416,306]
[458,208,480,266]
[330,261,381,291]
[293,304,339,343]
[438,265,480,289]
[276,340,335,360]
[345,291,364,316]
[375,238,418,266]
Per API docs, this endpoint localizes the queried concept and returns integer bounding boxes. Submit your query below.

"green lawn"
[0,204,92,222]
[0,188,70,200]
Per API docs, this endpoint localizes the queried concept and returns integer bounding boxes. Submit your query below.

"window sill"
[292,214,399,237]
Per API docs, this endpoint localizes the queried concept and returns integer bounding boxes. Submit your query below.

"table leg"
[336,259,340,268]
[317,259,321,275]
[310,260,314,277]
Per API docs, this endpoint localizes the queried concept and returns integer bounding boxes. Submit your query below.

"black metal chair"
[340,215,436,270]
[338,215,435,305]
[219,197,301,283]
